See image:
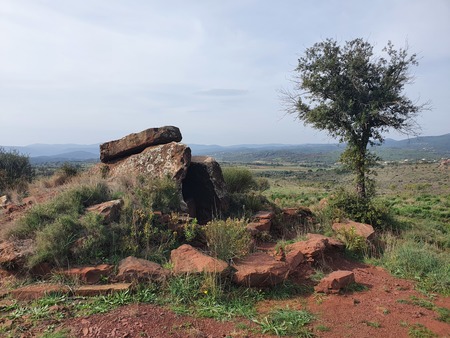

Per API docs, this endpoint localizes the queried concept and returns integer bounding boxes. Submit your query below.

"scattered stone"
[306,233,345,250]
[314,270,355,294]
[0,195,9,207]
[109,142,191,184]
[116,256,169,282]
[247,219,271,235]
[100,126,182,162]
[286,236,328,263]
[85,199,123,224]
[182,156,228,224]
[332,220,375,240]
[74,283,132,297]
[170,244,229,275]
[63,264,113,284]
[254,211,275,220]
[232,252,289,287]
[0,239,34,269]
[11,284,70,301]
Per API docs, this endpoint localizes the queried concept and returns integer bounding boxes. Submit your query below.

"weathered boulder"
[109,142,191,184]
[116,256,169,282]
[332,220,375,241]
[306,233,345,251]
[170,244,229,275]
[100,126,182,163]
[314,270,355,294]
[182,156,228,224]
[63,264,113,284]
[85,199,123,224]
[232,252,289,287]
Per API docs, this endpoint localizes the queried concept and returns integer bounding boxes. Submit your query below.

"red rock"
[254,211,275,220]
[109,142,191,184]
[170,244,229,275]
[284,245,306,270]
[100,126,182,162]
[247,219,271,234]
[314,270,355,294]
[332,220,375,240]
[232,252,289,287]
[306,233,345,250]
[11,284,70,301]
[116,256,169,282]
[286,237,328,263]
[63,264,113,284]
[85,199,123,224]
[74,283,132,297]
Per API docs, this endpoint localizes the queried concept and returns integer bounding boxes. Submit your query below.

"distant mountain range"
[2,133,449,164]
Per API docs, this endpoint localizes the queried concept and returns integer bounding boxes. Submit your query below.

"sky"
[1,0,449,146]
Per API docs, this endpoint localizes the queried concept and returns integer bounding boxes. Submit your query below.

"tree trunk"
[355,166,366,199]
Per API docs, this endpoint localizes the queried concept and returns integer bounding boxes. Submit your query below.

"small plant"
[408,323,438,337]
[363,320,381,328]
[204,218,253,261]
[315,324,331,332]
[254,307,315,337]
[183,218,199,242]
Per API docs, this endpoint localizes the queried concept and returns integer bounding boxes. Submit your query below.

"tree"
[284,38,428,198]
[0,147,34,194]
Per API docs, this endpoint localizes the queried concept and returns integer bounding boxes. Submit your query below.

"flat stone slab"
[74,283,132,297]
[170,244,229,275]
[100,126,182,162]
[11,284,71,301]
[314,270,355,294]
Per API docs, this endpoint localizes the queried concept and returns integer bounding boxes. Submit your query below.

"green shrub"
[228,192,271,218]
[0,147,33,195]
[383,240,450,295]
[204,218,253,261]
[135,176,180,213]
[222,167,256,193]
[323,188,393,228]
[29,216,81,267]
[10,182,111,238]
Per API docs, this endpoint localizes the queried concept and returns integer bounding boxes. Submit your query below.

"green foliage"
[383,240,450,295]
[204,218,253,261]
[228,192,270,218]
[408,323,438,337]
[335,226,368,257]
[254,307,315,336]
[222,167,256,193]
[285,38,427,198]
[324,188,393,229]
[135,176,181,213]
[0,147,33,195]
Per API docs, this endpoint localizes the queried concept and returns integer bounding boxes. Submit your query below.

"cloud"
[195,89,249,97]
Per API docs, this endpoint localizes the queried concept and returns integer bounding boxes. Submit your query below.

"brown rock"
[232,252,289,287]
[109,142,191,184]
[85,199,123,224]
[332,220,375,240]
[284,245,306,270]
[11,284,70,301]
[63,264,113,284]
[182,156,228,224]
[314,270,355,294]
[100,126,182,162]
[74,283,132,297]
[116,256,169,282]
[170,244,229,275]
